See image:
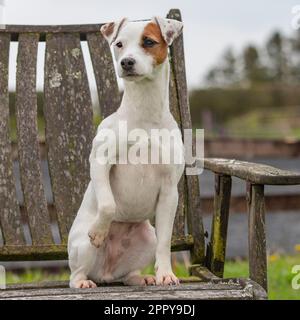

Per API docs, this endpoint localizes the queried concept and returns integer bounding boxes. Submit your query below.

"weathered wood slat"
[0,278,243,298]
[2,290,254,300]
[44,33,94,243]
[167,9,205,264]
[173,175,186,237]
[0,34,25,245]
[5,277,218,291]
[247,183,268,292]
[87,32,120,118]
[206,174,232,277]
[0,279,258,299]
[0,244,68,261]
[0,282,257,300]
[169,67,186,237]
[0,24,103,34]
[204,158,300,185]
[3,276,266,300]
[0,235,193,261]
[15,33,53,245]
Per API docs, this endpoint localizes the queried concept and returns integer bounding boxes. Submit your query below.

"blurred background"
[1,0,300,299]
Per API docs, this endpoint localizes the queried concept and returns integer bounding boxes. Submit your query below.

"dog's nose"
[121,58,136,71]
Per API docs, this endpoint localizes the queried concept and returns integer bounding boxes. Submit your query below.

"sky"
[2,0,300,89]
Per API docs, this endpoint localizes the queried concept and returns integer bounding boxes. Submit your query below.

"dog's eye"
[143,38,157,47]
[116,42,123,48]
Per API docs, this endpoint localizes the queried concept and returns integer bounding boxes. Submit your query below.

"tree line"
[190,30,300,129]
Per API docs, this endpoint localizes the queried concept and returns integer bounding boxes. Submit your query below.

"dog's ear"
[153,16,183,46]
[100,18,128,45]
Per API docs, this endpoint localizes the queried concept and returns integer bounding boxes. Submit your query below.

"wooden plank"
[15,33,52,245]
[0,34,25,245]
[169,62,186,238]
[3,282,244,297]
[173,175,186,238]
[206,174,232,277]
[44,33,94,243]
[3,289,254,300]
[0,235,193,261]
[247,183,268,292]
[167,9,205,264]
[0,287,255,300]
[204,158,300,185]
[87,32,120,118]
[5,277,212,291]
[0,24,102,36]
[189,265,220,281]
[1,282,255,300]
[0,21,150,42]
[0,244,67,261]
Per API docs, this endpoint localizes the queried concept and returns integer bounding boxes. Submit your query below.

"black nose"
[121,57,136,71]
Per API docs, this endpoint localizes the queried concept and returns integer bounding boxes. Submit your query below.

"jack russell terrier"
[68,16,185,288]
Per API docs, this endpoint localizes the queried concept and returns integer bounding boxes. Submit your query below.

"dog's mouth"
[121,71,143,80]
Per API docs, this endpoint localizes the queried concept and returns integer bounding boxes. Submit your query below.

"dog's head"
[100,17,183,81]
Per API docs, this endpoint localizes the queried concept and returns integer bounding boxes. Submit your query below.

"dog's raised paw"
[88,229,108,248]
[74,280,97,289]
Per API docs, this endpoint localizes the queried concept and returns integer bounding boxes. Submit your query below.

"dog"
[68,16,184,288]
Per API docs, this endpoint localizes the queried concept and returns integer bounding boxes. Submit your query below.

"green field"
[5,254,300,300]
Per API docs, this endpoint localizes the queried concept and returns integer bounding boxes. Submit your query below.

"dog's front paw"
[88,229,109,248]
[74,280,97,289]
[155,270,180,286]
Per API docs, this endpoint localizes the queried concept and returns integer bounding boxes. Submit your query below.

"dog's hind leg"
[68,240,99,288]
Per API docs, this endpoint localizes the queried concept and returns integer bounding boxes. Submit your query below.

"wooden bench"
[1,8,300,300]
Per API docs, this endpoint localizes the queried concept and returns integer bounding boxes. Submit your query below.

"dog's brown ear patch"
[100,18,128,44]
[101,22,115,38]
[141,22,168,65]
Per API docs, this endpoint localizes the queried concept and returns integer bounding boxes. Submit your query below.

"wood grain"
[15,33,53,245]
[247,183,268,292]
[206,174,232,277]
[87,32,120,118]
[204,158,300,185]
[0,34,25,245]
[44,33,94,243]
[167,9,205,264]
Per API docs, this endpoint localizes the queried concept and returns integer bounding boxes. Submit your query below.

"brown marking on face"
[101,22,115,38]
[141,22,168,65]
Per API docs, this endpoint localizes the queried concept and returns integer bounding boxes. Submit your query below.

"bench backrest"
[0,9,205,264]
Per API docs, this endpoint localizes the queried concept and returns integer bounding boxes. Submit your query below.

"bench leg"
[206,174,232,277]
[247,183,268,292]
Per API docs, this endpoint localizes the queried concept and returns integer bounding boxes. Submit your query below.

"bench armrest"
[203,157,300,292]
[204,158,300,185]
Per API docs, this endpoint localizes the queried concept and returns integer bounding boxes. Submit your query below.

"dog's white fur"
[68,16,184,288]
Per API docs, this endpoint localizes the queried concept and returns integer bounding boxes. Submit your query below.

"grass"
[4,254,300,300]
[224,106,300,140]
[224,254,300,300]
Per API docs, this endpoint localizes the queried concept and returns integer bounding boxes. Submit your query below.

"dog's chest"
[110,164,162,221]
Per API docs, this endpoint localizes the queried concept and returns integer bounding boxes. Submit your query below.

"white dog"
[68,16,184,288]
